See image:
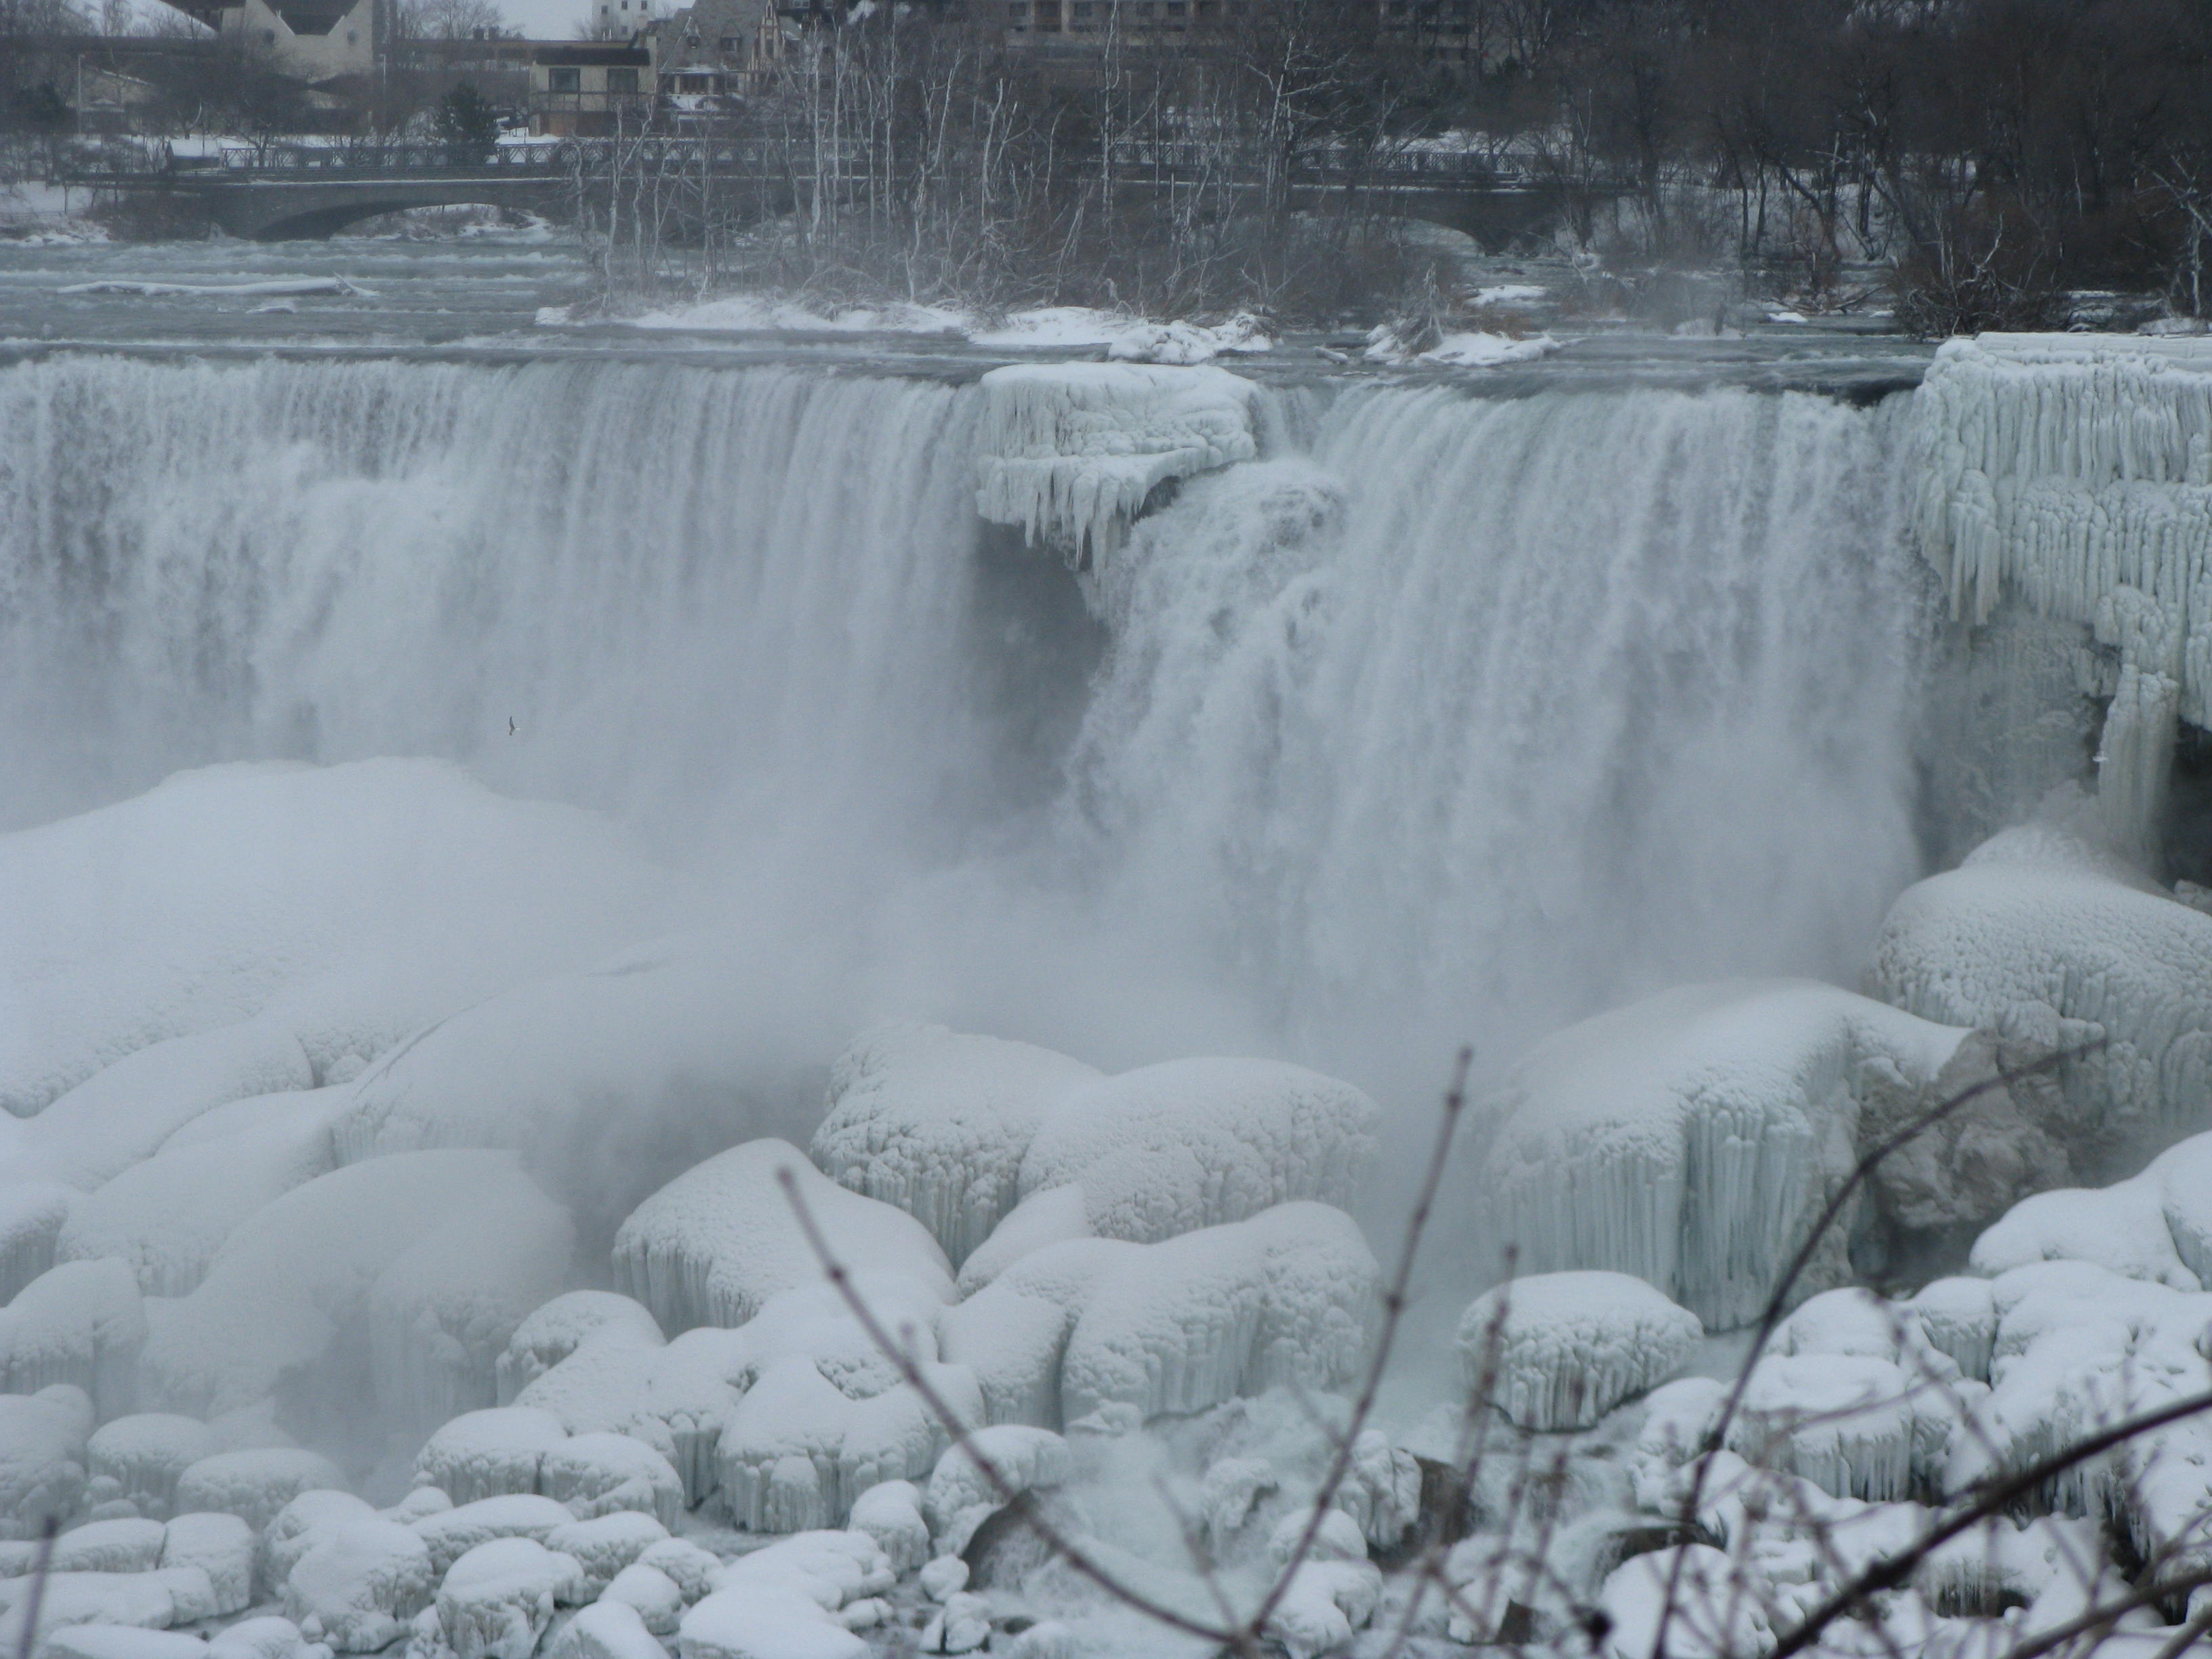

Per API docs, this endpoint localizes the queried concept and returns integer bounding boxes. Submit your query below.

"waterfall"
[0,353,1936,1101]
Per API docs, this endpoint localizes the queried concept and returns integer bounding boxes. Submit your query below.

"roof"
[531,42,651,63]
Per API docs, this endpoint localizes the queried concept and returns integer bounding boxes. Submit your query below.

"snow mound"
[87,1418,213,1521]
[435,1538,584,1659]
[0,759,675,1121]
[42,1631,209,1659]
[0,1386,88,1538]
[1017,1057,1380,1246]
[923,1426,1069,1555]
[811,1024,1100,1266]
[0,1182,77,1302]
[552,1597,668,1659]
[537,1434,684,1529]
[282,1518,434,1652]
[1265,1559,1381,1659]
[140,1151,572,1424]
[1869,823,2212,1151]
[1360,325,1560,368]
[943,1202,1379,1433]
[542,1513,666,1595]
[975,365,1261,565]
[678,1582,865,1659]
[596,1564,682,1637]
[331,935,801,1247]
[1477,980,1972,1328]
[634,1538,716,1603]
[1105,314,1273,366]
[173,1450,344,1534]
[159,1513,252,1616]
[413,1410,572,1507]
[497,1296,663,1406]
[1456,1270,1701,1431]
[411,1496,576,1578]
[0,1258,146,1416]
[843,1481,926,1574]
[1599,1544,1775,1659]
[52,1519,165,1574]
[613,1139,952,1334]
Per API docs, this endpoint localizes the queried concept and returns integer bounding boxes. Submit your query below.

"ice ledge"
[973,363,1261,569]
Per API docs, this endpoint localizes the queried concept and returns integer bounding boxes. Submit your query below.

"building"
[527,40,651,134]
[640,0,781,106]
[155,0,377,86]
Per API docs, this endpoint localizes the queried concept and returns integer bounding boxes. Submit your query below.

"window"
[606,66,638,90]
[1069,0,1090,24]
[717,35,735,48]
[548,65,580,90]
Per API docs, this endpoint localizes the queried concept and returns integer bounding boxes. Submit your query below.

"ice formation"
[810,1025,1101,1265]
[1912,336,2212,859]
[0,760,674,1120]
[436,1538,585,1659]
[1869,822,2212,1151]
[922,1427,1069,1555]
[1456,1271,1702,1431]
[410,1497,577,1577]
[1476,981,1972,1327]
[0,1258,146,1416]
[1015,1058,1380,1247]
[973,364,1261,568]
[613,1140,953,1333]
[281,1519,435,1651]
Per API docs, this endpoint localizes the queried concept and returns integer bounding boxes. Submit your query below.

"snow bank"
[613,1140,952,1334]
[140,1151,572,1423]
[1361,326,1561,367]
[811,1024,1100,1265]
[1868,823,2212,1151]
[941,1202,1379,1433]
[1911,336,2212,857]
[1456,1270,1701,1431]
[1477,981,1971,1328]
[975,365,1261,565]
[1017,1057,1380,1247]
[331,934,796,1247]
[0,760,675,1122]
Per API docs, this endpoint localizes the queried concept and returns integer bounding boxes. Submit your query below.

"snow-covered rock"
[329,935,797,1248]
[613,1140,953,1334]
[1017,1058,1380,1248]
[1265,1559,1382,1659]
[264,1492,380,1593]
[942,1202,1379,1433]
[413,1409,571,1507]
[140,1151,571,1424]
[159,1513,253,1616]
[0,1183,78,1302]
[41,1630,211,1659]
[975,364,1262,567]
[843,1481,927,1574]
[435,1538,584,1659]
[537,1434,684,1529]
[52,1519,167,1574]
[204,1616,315,1659]
[922,1427,1069,1555]
[281,1519,436,1652]
[551,1597,668,1659]
[678,1582,865,1659]
[0,1258,146,1416]
[634,1539,717,1604]
[1477,981,1972,1328]
[1869,823,2212,1153]
[1457,1271,1702,1431]
[411,1496,576,1578]
[810,1024,1099,1266]
[0,1386,94,1538]
[0,759,676,1122]
[597,1563,683,1636]
[1599,1544,1776,1659]
[537,1515,667,1597]
[496,1297,663,1407]
[173,1450,344,1533]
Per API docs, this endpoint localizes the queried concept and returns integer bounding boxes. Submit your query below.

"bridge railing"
[216,142,573,173]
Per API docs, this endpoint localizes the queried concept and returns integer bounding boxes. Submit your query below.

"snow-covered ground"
[3,342,2212,1659]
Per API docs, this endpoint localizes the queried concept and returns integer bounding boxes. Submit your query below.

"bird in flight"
[508,716,516,737]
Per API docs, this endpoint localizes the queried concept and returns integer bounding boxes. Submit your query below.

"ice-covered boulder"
[1016,1058,1379,1248]
[679,1580,866,1659]
[810,1024,1100,1266]
[52,1519,167,1574]
[844,1481,927,1574]
[41,1631,210,1659]
[1457,1271,1702,1432]
[697,1532,891,1645]
[281,1519,436,1652]
[537,1433,684,1528]
[1265,1559,1382,1659]
[330,935,801,1249]
[140,1151,572,1425]
[975,363,1262,569]
[436,1538,584,1659]
[0,1183,78,1303]
[173,1450,344,1534]
[413,1410,572,1507]
[206,1620,316,1659]
[264,1492,379,1593]
[0,1386,94,1538]
[942,1202,1380,1433]
[1970,1125,2212,1289]
[634,1538,717,1604]
[0,1566,215,1647]
[598,1562,683,1637]
[55,1103,338,1297]
[1872,822,2212,1163]
[496,1296,663,1406]
[411,1496,576,1578]
[543,1513,667,1595]
[922,1427,1069,1555]
[0,758,677,1122]
[0,1258,146,1416]
[159,1513,253,1616]
[554,1597,669,1659]
[613,1140,953,1334]
[1476,981,1972,1328]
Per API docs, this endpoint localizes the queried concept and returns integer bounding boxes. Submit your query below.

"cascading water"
[0,354,1940,1104]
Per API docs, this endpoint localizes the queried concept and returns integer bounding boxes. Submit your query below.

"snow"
[409,1494,575,1583]
[1017,1057,1380,1246]
[613,1139,953,1334]
[205,1617,316,1659]
[678,1581,866,1659]
[954,1186,1090,1296]
[1359,325,1561,367]
[1868,822,2212,1151]
[946,1202,1379,1434]
[974,365,1262,566]
[1456,1270,1702,1431]
[172,1451,345,1534]
[434,1538,584,1659]
[536,1435,684,1530]
[1476,980,1973,1328]
[810,1024,1100,1267]
[0,1182,76,1301]
[42,1631,210,1659]
[413,1410,573,1508]
[140,1151,572,1422]
[1264,1559,1381,1659]
[0,1258,147,1416]
[0,1386,94,1538]
[597,1563,682,1635]
[550,1597,668,1659]
[158,1514,253,1616]
[265,1492,379,1592]
[56,279,375,299]
[281,1519,436,1652]
[0,759,675,1123]
[52,1519,167,1574]
[1599,1544,1776,1659]
[331,935,794,1248]
[85,1420,217,1522]
[842,1481,927,1574]
[633,1538,718,1603]
[497,1297,663,1407]
[615,294,968,336]
[923,1426,1069,1555]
